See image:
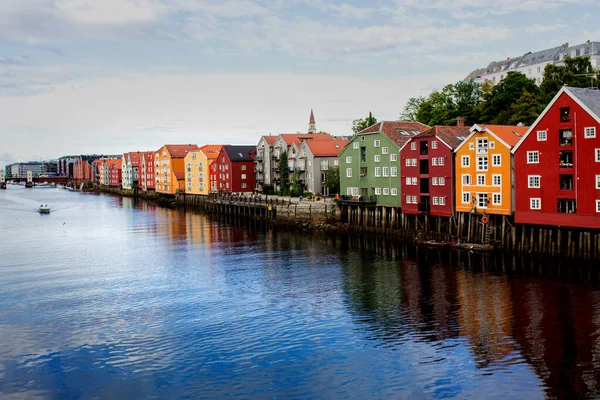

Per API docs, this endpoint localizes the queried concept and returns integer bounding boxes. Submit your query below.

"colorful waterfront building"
[122,152,141,190]
[339,120,429,207]
[184,145,226,195]
[297,139,347,195]
[401,125,470,217]
[107,159,122,187]
[454,124,528,216]
[214,145,255,193]
[154,144,198,194]
[254,135,278,193]
[140,152,155,191]
[512,86,600,229]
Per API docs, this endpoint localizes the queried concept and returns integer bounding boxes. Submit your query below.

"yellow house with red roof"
[155,144,198,194]
[184,144,227,195]
[454,124,528,215]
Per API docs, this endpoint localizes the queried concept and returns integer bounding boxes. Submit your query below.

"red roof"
[279,134,333,146]
[359,120,430,147]
[262,136,277,145]
[199,144,227,161]
[477,125,529,147]
[414,126,472,149]
[128,152,141,167]
[165,144,199,158]
[306,139,348,157]
[105,159,122,169]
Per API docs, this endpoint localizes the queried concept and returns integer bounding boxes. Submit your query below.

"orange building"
[155,144,198,194]
[184,144,226,195]
[454,124,528,215]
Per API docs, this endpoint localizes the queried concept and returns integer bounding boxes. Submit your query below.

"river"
[1,185,599,399]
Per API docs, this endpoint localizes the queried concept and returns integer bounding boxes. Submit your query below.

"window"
[439,177,445,186]
[461,156,470,167]
[477,138,488,154]
[374,140,381,147]
[411,159,417,166]
[432,177,438,185]
[492,154,501,166]
[382,147,388,154]
[489,142,495,149]
[406,159,411,166]
[596,149,600,162]
[391,167,397,177]
[406,195,411,204]
[375,187,382,195]
[469,143,474,150]
[347,187,359,196]
[320,160,329,170]
[440,197,446,205]
[353,142,359,149]
[241,174,247,179]
[560,107,570,122]
[391,188,397,196]
[559,129,573,146]
[361,136,365,141]
[361,148,366,162]
[412,177,417,185]
[411,142,417,151]
[477,174,485,185]
[527,151,539,164]
[476,156,488,171]
[492,193,501,205]
[477,193,488,208]
[333,159,339,166]
[374,167,381,177]
[432,158,438,166]
[432,197,439,205]
[537,130,547,141]
[346,156,352,164]
[596,175,600,189]
[374,155,381,162]
[382,167,389,177]
[438,157,445,166]
[530,198,541,210]
[462,192,471,204]
[241,183,247,189]
[492,175,501,186]
[528,175,541,188]
[390,154,397,161]
[405,177,412,185]
[462,174,471,185]
[383,188,389,195]
[585,127,597,138]
[432,141,438,149]
[346,168,352,178]
[597,200,600,213]
[412,196,418,204]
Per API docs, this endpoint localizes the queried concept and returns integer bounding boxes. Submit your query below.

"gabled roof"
[123,153,129,164]
[106,159,122,169]
[512,86,600,153]
[412,126,471,149]
[358,120,430,147]
[306,139,348,157]
[261,136,277,146]
[199,144,227,161]
[164,144,199,158]
[223,145,255,162]
[455,124,529,152]
[128,152,141,166]
[278,133,333,146]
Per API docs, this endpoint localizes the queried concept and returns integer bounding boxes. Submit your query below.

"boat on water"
[0,182,5,189]
[39,204,51,214]
[415,239,456,248]
[455,243,494,252]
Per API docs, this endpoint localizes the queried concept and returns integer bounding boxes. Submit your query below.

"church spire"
[308,109,316,134]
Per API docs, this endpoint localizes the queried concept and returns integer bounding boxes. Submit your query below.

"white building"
[9,162,44,178]
[121,152,141,190]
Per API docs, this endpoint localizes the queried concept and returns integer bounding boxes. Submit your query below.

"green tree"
[508,89,545,125]
[411,80,483,126]
[540,56,600,103]
[352,112,377,134]
[480,71,539,124]
[290,171,303,197]
[277,151,289,196]
[323,166,340,195]
[400,97,424,121]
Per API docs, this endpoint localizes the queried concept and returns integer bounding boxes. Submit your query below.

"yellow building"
[454,124,528,215]
[155,144,198,194]
[184,145,225,195]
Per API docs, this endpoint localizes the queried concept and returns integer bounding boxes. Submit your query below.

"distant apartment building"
[466,41,600,85]
[8,162,45,178]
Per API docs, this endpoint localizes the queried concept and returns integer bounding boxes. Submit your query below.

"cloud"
[525,23,567,34]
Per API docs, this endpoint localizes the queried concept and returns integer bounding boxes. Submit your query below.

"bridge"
[8,176,69,184]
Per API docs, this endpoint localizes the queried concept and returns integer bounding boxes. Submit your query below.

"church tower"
[308,109,316,134]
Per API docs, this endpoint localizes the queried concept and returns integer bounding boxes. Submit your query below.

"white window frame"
[374,139,381,148]
[476,156,488,171]
[431,141,438,149]
[537,130,547,141]
[462,192,471,204]
[432,197,439,205]
[439,177,445,186]
[596,175,600,189]
[391,167,397,177]
[383,188,389,195]
[528,175,541,188]
[353,142,359,149]
[530,198,541,210]
[461,156,470,167]
[346,156,352,164]
[411,158,417,166]
[406,195,411,204]
[405,177,412,185]
[477,193,488,208]
[597,200,600,213]
[585,127,596,139]
[411,177,417,185]
[346,168,352,178]
[374,167,381,177]
[391,188,397,196]
[492,193,501,205]
[412,195,418,204]
[382,167,389,177]
[439,197,446,206]
[438,157,445,166]
[492,174,501,187]
[382,147,389,154]
[406,158,411,166]
[477,174,485,186]
[492,154,501,167]
[374,154,381,163]
[462,174,471,185]
[411,142,417,151]
[596,149,600,162]
[390,154,397,162]
[432,158,438,166]
[432,177,438,186]
[375,187,382,195]
[527,151,539,164]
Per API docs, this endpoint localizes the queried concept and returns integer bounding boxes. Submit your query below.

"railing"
[338,195,377,203]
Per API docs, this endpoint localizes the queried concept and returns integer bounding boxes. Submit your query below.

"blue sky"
[1,0,600,166]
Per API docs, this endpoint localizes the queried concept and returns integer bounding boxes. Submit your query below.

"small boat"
[39,204,51,214]
[0,182,5,189]
[415,239,456,248]
[456,243,494,252]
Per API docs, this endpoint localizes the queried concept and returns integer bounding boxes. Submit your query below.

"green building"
[340,121,429,207]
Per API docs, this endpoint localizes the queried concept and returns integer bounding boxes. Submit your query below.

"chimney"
[456,116,465,127]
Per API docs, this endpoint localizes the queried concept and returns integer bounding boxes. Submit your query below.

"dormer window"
[560,107,570,122]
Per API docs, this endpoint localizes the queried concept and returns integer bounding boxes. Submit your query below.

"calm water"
[1,186,600,399]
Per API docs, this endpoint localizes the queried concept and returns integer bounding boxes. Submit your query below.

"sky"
[1,0,600,167]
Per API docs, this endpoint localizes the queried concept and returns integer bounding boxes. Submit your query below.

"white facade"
[9,162,44,178]
[254,136,275,192]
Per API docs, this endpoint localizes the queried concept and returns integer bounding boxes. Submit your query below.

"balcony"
[559,129,573,146]
[419,159,429,174]
[420,141,429,156]
[254,155,263,162]
[338,195,377,204]
[557,198,576,214]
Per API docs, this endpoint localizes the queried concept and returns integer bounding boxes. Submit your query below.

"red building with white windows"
[139,151,155,190]
[512,86,600,229]
[214,145,256,193]
[401,125,470,217]
[108,159,122,187]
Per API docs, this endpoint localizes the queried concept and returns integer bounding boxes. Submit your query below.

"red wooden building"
[512,86,600,229]
[214,145,255,193]
[139,151,155,190]
[108,159,122,187]
[400,125,470,217]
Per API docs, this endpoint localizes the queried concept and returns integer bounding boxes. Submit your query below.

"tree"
[277,151,289,196]
[400,97,424,121]
[540,56,600,103]
[323,166,340,195]
[480,71,539,124]
[508,89,545,125]
[290,171,303,197]
[352,112,377,134]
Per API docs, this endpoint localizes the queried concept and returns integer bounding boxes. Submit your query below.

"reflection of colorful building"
[456,270,515,365]
[184,145,226,195]
[155,144,198,194]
